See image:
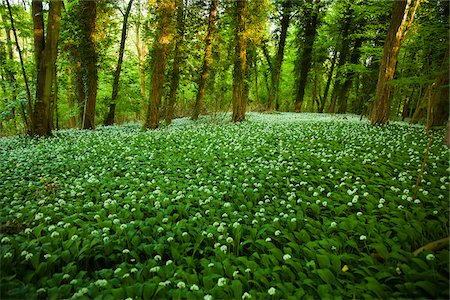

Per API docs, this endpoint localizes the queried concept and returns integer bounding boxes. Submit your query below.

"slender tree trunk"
[337,37,363,113]
[429,47,449,127]
[143,0,175,129]
[104,0,134,126]
[192,0,218,121]
[319,50,336,113]
[165,0,186,125]
[267,0,291,111]
[67,67,76,128]
[232,0,247,123]
[294,2,319,112]
[370,0,420,125]
[31,0,62,136]
[52,63,58,129]
[135,1,147,119]
[81,1,97,130]
[6,0,31,131]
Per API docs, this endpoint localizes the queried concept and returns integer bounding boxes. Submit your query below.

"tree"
[294,0,321,112]
[30,0,62,136]
[370,0,420,125]
[232,0,247,123]
[267,0,291,111]
[192,0,218,121]
[164,0,186,125]
[104,0,134,126]
[143,0,175,129]
[429,46,449,127]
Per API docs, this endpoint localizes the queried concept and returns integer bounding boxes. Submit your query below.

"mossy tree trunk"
[370,0,420,125]
[232,0,247,123]
[143,0,175,130]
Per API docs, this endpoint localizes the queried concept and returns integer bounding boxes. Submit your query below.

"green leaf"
[316,268,336,285]
[143,283,156,299]
[317,254,331,269]
[231,280,243,299]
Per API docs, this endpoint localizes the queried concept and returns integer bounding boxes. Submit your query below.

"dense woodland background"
[0,0,448,136]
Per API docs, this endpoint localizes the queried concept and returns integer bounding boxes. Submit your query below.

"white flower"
[114,268,122,274]
[274,230,281,236]
[396,267,401,275]
[220,245,227,253]
[71,235,78,240]
[150,266,160,272]
[70,279,78,285]
[1,237,10,243]
[265,237,272,242]
[51,231,59,238]
[154,254,162,261]
[331,246,336,250]
[245,268,251,273]
[131,268,138,273]
[3,252,12,258]
[242,292,252,299]
[190,284,199,291]
[290,218,296,222]
[167,237,174,242]
[359,235,367,241]
[378,204,383,208]
[63,274,70,280]
[166,260,173,265]
[330,222,337,228]
[356,212,363,216]
[414,199,421,204]
[120,224,127,230]
[95,279,108,287]
[433,210,438,215]
[204,295,213,300]
[226,237,233,243]
[268,287,276,295]
[426,254,435,261]
[25,253,33,260]
[25,228,32,234]
[48,225,56,232]
[177,281,186,289]
[283,254,291,261]
[122,249,130,254]
[35,213,43,220]
[217,277,227,287]
[208,263,214,267]
[233,270,239,278]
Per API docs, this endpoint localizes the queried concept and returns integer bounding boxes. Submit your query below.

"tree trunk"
[370,0,420,125]
[267,0,291,111]
[319,50,336,113]
[6,0,31,131]
[31,0,62,136]
[143,0,175,130]
[337,37,363,113]
[67,66,76,128]
[80,1,97,130]
[294,2,319,112]
[165,0,186,125]
[192,0,218,121]
[232,0,247,123]
[429,47,449,127]
[135,1,147,120]
[104,0,134,126]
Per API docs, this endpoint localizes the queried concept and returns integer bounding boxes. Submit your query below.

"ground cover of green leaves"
[0,113,449,299]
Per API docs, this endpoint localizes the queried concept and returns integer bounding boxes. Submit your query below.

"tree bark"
[67,67,76,128]
[165,0,186,125]
[135,0,147,120]
[232,0,247,123]
[143,0,175,129]
[267,0,291,111]
[429,47,449,127]
[80,1,97,130]
[6,0,32,131]
[294,1,320,112]
[319,50,336,113]
[31,0,62,136]
[337,37,363,113]
[104,0,133,126]
[192,0,218,121]
[370,0,420,125]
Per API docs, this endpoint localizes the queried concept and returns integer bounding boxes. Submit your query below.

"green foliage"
[0,113,449,299]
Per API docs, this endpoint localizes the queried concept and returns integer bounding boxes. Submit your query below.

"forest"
[0,0,449,299]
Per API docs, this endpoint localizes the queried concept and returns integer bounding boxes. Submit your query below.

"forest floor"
[0,113,449,299]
